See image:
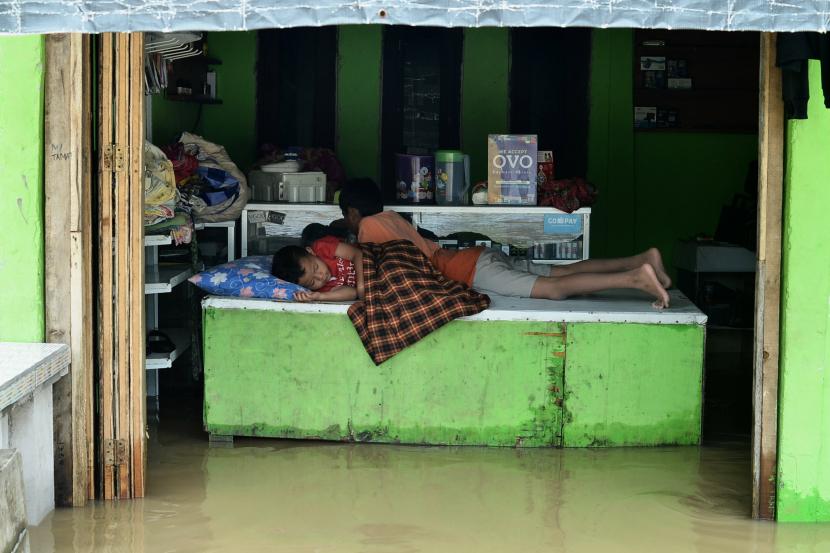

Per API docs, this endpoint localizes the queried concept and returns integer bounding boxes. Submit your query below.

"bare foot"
[643,247,672,289]
[633,264,670,309]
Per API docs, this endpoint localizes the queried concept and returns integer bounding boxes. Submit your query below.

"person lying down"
[337,178,672,308]
[271,228,670,309]
[273,236,490,365]
[271,235,364,302]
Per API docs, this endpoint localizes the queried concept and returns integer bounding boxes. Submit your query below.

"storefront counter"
[202,290,706,447]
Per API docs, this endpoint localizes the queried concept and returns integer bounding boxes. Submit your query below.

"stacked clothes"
[144,141,178,226]
[144,140,194,245]
[162,132,249,223]
[144,213,193,245]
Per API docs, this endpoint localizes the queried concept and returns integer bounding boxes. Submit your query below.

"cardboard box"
[487,134,538,205]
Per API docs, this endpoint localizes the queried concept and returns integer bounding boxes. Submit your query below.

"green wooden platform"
[203,292,706,447]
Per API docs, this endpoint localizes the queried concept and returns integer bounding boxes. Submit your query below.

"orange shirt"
[358,211,439,258]
[358,211,483,286]
[431,247,483,287]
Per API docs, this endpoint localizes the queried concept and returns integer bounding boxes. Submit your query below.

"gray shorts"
[471,250,549,297]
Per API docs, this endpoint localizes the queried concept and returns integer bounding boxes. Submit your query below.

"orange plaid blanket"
[348,240,490,365]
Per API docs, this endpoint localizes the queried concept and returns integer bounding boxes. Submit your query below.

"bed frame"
[202,290,706,447]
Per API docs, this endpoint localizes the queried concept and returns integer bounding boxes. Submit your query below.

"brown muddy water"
[29,409,830,552]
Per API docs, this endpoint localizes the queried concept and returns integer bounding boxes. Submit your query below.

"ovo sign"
[492,154,534,169]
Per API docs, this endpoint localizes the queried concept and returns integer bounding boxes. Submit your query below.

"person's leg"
[549,247,671,288]
[532,264,670,308]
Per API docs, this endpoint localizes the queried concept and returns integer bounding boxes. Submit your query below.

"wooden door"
[96,32,147,499]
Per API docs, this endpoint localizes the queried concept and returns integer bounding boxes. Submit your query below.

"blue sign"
[544,214,583,235]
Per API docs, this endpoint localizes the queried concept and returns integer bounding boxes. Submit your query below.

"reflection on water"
[29,409,830,553]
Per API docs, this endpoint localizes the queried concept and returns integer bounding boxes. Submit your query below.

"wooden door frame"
[752,32,784,521]
[44,33,95,506]
[43,29,782,511]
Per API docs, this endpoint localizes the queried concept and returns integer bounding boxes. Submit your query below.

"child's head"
[300,223,331,246]
[301,223,349,246]
[338,177,383,233]
[271,246,331,290]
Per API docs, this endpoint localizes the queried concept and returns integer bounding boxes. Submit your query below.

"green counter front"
[202,291,706,447]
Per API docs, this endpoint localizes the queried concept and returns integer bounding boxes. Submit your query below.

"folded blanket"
[348,240,490,365]
[144,213,193,245]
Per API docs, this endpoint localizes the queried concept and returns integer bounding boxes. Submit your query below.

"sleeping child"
[271,235,364,302]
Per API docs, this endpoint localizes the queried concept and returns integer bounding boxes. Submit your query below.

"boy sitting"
[338,178,672,308]
[271,235,364,302]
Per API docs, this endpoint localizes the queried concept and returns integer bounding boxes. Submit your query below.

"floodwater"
[30,407,830,553]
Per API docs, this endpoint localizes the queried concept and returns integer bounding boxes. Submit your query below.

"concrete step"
[0,449,29,553]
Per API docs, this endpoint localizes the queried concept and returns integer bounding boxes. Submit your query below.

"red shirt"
[311,236,357,292]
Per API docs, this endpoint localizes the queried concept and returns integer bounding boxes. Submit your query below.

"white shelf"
[194,220,235,230]
[392,205,591,215]
[145,264,193,294]
[243,202,590,215]
[145,328,190,370]
[144,234,172,246]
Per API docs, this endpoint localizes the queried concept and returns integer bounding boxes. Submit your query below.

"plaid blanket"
[348,240,491,365]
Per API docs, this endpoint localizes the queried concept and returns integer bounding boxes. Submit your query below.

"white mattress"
[203,289,706,325]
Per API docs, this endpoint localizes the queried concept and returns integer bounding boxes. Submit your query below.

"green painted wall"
[587,29,636,259]
[777,60,830,523]
[336,25,383,183]
[632,132,757,265]
[201,32,258,172]
[150,91,198,146]
[152,31,258,172]
[587,29,757,270]
[461,28,510,184]
[0,36,45,342]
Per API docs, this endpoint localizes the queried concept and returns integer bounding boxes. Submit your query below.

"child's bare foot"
[632,264,670,309]
[643,247,672,289]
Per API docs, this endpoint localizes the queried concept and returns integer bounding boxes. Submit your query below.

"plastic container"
[435,150,470,205]
[395,154,435,203]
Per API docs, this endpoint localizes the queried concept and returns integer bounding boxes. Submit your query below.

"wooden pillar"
[44,33,94,507]
[752,32,784,521]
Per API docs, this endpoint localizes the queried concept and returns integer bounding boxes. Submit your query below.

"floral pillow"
[188,255,305,300]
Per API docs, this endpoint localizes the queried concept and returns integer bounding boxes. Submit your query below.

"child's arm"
[294,285,357,302]
[334,242,365,299]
